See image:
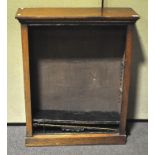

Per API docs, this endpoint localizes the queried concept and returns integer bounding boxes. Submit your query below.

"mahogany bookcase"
[16,8,139,146]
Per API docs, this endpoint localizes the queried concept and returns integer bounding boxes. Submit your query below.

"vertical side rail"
[120,25,133,134]
[21,24,32,136]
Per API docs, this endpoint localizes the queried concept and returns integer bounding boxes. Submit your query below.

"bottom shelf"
[33,110,120,134]
[28,110,124,146]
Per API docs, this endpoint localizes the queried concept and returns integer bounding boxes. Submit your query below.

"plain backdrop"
[7,0,148,122]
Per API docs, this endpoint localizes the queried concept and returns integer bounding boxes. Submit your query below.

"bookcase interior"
[28,25,126,134]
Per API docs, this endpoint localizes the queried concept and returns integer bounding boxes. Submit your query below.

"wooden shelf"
[33,110,120,125]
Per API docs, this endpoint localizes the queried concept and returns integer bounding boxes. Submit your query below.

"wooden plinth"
[25,133,126,146]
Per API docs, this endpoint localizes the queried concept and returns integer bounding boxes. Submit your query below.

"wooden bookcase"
[16,8,139,146]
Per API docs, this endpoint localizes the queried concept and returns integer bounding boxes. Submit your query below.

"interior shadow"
[28,25,145,134]
[28,25,127,130]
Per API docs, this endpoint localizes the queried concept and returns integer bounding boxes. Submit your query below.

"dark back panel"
[29,25,126,113]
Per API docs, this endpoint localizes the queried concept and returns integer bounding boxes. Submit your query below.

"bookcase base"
[25,133,126,146]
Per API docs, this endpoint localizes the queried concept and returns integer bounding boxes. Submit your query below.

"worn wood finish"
[16,8,139,146]
[33,110,120,125]
[32,110,120,134]
[120,25,133,134]
[21,25,32,136]
[33,123,119,133]
[16,8,139,24]
[26,134,126,146]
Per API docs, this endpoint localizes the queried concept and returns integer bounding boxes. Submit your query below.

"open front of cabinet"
[28,25,126,135]
[16,7,139,146]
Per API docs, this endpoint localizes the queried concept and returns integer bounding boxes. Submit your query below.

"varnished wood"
[21,25,32,136]
[16,8,139,24]
[120,25,133,134]
[25,133,126,146]
[16,8,139,146]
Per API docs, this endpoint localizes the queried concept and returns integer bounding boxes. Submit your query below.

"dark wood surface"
[33,110,120,125]
[33,110,119,134]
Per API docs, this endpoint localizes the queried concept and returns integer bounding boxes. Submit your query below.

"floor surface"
[7,122,148,155]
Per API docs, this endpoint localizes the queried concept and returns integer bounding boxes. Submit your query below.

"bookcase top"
[16,8,139,24]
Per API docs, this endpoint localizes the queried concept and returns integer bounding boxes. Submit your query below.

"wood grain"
[26,133,126,146]
[21,25,32,136]
[120,25,133,134]
[16,8,139,146]
[15,8,139,23]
